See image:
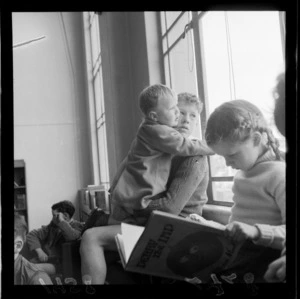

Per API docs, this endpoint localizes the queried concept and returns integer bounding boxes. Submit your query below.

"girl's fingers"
[225,223,236,239]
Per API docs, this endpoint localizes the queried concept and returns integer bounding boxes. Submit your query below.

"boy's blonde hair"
[139,84,176,116]
[178,92,203,114]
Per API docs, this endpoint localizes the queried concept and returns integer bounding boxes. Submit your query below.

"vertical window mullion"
[83,12,110,187]
[83,12,100,184]
[191,12,209,133]
[163,12,172,87]
[279,11,286,59]
[191,11,214,203]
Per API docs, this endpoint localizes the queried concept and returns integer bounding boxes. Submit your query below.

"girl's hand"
[225,221,260,243]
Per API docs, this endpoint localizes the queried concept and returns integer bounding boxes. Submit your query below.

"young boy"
[109,84,214,225]
[25,200,84,275]
[127,92,210,219]
[14,213,53,285]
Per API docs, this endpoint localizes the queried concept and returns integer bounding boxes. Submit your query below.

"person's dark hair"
[51,200,75,218]
[14,212,28,241]
[139,84,176,116]
[273,72,285,137]
[178,92,203,114]
[205,99,282,161]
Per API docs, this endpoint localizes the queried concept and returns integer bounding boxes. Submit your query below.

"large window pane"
[200,11,285,150]
[162,11,202,137]
[210,155,238,177]
[161,12,188,47]
[212,181,234,203]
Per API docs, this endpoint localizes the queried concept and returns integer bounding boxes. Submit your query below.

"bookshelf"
[14,160,28,224]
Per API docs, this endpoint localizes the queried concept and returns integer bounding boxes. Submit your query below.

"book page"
[121,223,145,263]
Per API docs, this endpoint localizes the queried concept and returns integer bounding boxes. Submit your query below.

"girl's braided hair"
[205,99,283,161]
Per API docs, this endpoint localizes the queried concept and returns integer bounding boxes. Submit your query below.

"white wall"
[13,12,93,230]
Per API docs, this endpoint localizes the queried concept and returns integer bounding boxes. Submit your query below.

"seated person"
[201,99,285,282]
[143,92,210,218]
[25,200,84,276]
[109,84,213,226]
[80,88,213,284]
[264,72,286,283]
[14,212,53,285]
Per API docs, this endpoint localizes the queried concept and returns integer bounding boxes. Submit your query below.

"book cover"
[115,210,242,282]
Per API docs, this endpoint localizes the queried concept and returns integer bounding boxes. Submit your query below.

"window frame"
[160,11,285,206]
[83,11,110,189]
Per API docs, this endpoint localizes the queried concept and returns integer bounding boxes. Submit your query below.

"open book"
[115,210,243,282]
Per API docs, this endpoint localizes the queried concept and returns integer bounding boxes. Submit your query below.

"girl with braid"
[201,99,285,282]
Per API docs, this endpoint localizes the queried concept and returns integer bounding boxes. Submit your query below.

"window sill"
[203,204,231,225]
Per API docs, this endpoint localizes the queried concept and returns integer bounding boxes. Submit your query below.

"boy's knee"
[80,227,106,248]
[80,229,97,248]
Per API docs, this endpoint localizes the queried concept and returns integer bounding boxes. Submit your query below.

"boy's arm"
[143,124,214,156]
[26,226,49,252]
[57,220,84,241]
[145,156,208,215]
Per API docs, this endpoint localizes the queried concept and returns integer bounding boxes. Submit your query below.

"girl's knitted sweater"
[229,149,285,249]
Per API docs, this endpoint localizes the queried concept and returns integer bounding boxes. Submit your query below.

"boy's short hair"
[14,212,28,241]
[139,84,176,116]
[178,92,203,114]
[51,200,75,218]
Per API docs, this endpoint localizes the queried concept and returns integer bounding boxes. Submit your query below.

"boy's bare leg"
[80,225,121,284]
[34,263,56,275]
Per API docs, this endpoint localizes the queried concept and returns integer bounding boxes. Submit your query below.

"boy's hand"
[225,221,260,243]
[36,249,49,262]
[52,212,66,225]
[264,255,286,282]
[188,214,225,230]
[57,212,65,223]
[188,213,206,224]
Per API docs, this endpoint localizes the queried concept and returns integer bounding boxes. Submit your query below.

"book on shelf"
[115,210,244,283]
[15,194,26,210]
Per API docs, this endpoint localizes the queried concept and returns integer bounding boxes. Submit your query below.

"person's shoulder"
[254,160,285,186]
[181,154,208,164]
[257,159,285,173]
[20,255,41,272]
[173,154,208,169]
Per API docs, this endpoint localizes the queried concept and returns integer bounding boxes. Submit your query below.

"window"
[83,12,110,189]
[160,11,285,205]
